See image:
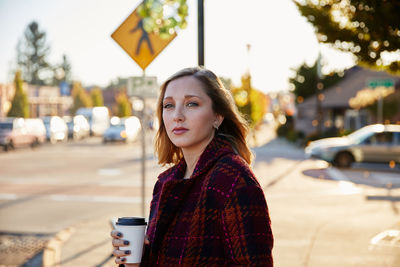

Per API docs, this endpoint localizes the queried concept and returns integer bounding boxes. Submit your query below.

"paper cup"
[115,217,147,264]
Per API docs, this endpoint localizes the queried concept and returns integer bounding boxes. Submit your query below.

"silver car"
[305,124,400,168]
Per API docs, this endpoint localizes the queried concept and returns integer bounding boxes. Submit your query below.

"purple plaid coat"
[140,135,273,266]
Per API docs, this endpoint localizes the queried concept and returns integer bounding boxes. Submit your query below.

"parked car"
[103,116,141,143]
[305,124,400,168]
[63,115,90,140]
[25,118,46,145]
[42,116,68,143]
[0,117,37,151]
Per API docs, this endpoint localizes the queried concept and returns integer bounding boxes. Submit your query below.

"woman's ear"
[215,114,224,128]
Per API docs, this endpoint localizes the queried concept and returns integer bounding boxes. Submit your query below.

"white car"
[64,115,90,140]
[25,118,46,145]
[42,116,68,143]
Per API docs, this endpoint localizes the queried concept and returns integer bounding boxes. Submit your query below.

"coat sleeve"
[219,184,273,266]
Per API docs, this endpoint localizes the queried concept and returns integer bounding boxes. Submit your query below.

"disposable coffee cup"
[115,217,147,264]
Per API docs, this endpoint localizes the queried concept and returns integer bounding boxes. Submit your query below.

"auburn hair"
[155,66,253,165]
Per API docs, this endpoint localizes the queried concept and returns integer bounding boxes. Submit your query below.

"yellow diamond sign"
[111,4,177,70]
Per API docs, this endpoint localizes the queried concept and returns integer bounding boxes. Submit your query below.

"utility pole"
[316,52,324,134]
[198,0,204,66]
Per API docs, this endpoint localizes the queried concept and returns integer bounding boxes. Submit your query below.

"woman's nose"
[173,106,185,122]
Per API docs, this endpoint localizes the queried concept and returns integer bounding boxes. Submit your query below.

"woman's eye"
[187,102,198,107]
[163,103,173,109]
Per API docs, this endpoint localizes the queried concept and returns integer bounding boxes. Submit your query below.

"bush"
[287,129,305,143]
[276,123,289,137]
[275,115,305,144]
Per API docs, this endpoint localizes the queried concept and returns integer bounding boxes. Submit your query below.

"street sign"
[367,78,394,88]
[127,76,158,98]
[111,3,177,70]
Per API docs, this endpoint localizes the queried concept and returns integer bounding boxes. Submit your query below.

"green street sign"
[367,78,394,88]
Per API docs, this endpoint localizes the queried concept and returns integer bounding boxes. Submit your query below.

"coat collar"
[158,134,236,182]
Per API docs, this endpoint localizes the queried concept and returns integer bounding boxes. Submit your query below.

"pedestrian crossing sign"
[111,4,177,70]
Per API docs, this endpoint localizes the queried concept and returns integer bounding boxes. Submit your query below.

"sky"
[0,0,355,93]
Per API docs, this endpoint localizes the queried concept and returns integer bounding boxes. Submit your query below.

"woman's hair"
[155,66,253,165]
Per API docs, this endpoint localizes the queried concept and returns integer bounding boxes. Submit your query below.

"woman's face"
[162,76,223,154]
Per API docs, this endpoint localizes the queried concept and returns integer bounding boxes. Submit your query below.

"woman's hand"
[111,230,150,266]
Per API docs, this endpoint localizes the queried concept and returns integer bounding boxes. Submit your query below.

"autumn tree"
[219,77,233,90]
[289,60,343,103]
[70,82,92,115]
[231,74,267,128]
[90,87,104,107]
[115,92,132,117]
[138,0,189,38]
[293,0,400,73]
[17,21,53,85]
[8,70,29,118]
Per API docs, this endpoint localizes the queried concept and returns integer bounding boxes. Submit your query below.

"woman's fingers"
[113,248,131,257]
[114,256,127,265]
[112,238,130,247]
[110,230,123,239]
[114,256,139,266]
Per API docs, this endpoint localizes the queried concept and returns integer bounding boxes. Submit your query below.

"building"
[27,85,72,117]
[295,66,400,135]
[0,82,72,118]
[0,83,14,118]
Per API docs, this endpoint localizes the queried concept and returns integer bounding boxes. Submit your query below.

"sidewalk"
[57,214,117,267]
[34,124,277,267]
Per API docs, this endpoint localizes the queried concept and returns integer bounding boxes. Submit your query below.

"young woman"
[112,67,273,266]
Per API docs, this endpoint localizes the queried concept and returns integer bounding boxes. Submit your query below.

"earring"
[213,123,219,130]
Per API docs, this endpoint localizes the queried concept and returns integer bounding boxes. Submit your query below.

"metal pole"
[141,72,146,218]
[316,52,323,134]
[377,97,383,123]
[198,0,204,66]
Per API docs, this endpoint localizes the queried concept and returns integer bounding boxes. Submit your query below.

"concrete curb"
[42,227,75,267]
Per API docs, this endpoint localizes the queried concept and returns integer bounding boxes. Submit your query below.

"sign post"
[367,78,394,123]
[111,2,177,217]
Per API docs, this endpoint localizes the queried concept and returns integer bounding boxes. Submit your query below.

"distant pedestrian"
[111,66,274,266]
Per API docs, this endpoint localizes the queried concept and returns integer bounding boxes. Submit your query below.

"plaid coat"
[140,135,273,266]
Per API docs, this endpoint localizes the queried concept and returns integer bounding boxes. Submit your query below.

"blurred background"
[0,0,399,266]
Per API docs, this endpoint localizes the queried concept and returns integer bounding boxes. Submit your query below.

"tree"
[115,92,132,117]
[70,82,92,115]
[219,77,233,90]
[90,87,104,107]
[293,0,400,74]
[17,21,52,85]
[60,54,72,82]
[289,60,343,103]
[231,73,267,128]
[53,54,72,85]
[137,0,189,38]
[8,70,29,118]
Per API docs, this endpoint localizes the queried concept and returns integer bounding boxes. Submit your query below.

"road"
[1,128,400,266]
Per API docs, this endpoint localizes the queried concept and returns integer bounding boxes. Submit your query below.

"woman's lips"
[172,127,188,135]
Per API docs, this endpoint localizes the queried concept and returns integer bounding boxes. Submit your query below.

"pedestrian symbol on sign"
[111,3,176,71]
[130,19,154,56]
